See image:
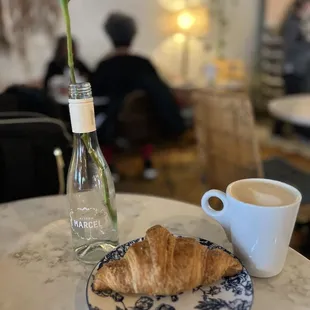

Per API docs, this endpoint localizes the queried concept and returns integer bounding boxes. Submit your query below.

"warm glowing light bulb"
[177,11,196,30]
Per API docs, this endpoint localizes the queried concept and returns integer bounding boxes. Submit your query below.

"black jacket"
[92,54,185,140]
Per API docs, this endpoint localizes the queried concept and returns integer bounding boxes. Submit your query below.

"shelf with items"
[255,27,284,113]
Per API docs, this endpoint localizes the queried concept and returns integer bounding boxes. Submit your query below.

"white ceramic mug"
[201,178,301,278]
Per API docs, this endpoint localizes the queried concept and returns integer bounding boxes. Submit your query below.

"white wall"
[0,0,261,89]
[70,0,165,68]
[223,0,261,70]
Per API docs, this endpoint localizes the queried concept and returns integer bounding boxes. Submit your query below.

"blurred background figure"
[273,0,310,139]
[92,12,185,182]
[44,36,91,126]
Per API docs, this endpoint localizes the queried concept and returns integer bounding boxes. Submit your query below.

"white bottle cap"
[69,98,96,133]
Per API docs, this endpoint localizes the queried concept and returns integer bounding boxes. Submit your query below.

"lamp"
[177,11,196,31]
[176,8,208,83]
[157,3,208,85]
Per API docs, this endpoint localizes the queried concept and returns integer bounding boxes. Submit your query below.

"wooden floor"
[115,140,310,258]
[116,146,205,205]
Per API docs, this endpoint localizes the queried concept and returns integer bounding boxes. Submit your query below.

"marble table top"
[0,194,309,310]
[269,95,310,127]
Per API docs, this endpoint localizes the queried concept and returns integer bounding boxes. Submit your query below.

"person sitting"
[273,0,310,140]
[43,36,91,125]
[92,12,185,181]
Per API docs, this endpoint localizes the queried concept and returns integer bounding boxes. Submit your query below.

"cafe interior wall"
[0,0,261,90]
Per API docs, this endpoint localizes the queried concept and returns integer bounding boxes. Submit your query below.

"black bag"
[0,112,72,203]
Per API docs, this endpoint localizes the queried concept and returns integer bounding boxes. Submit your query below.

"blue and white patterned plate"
[86,237,254,310]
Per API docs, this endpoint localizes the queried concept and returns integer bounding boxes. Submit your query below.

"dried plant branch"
[0,0,60,57]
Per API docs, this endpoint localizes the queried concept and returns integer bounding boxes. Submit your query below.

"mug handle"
[201,190,231,242]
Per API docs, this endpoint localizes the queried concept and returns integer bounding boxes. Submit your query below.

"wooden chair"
[193,89,263,193]
[117,90,162,146]
[116,90,187,196]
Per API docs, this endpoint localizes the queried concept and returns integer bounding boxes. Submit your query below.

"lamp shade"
[158,0,201,12]
[160,7,209,36]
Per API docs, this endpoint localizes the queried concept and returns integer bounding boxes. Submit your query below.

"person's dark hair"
[286,0,310,18]
[279,0,307,34]
[104,12,137,48]
[293,0,310,11]
[54,35,77,62]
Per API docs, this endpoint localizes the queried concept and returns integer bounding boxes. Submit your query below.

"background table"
[0,194,309,310]
[268,95,310,127]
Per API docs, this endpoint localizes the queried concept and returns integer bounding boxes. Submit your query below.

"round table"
[268,95,310,127]
[0,194,309,310]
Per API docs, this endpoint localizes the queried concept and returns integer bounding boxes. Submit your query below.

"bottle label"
[69,206,107,241]
[72,219,103,229]
[69,98,96,133]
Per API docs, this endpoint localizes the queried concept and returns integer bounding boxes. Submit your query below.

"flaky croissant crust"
[93,225,242,295]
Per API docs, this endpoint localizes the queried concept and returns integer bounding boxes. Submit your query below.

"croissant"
[93,225,242,295]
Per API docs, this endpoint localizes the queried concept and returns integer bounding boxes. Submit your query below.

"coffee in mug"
[201,178,301,278]
[230,181,297,207]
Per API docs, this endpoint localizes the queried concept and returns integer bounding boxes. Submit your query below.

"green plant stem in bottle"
[59,0,118,264]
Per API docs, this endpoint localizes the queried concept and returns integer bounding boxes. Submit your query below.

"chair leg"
[53,148,65,195]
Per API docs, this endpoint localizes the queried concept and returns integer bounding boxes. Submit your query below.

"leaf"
[195,301,207,309]
[111,292,124,302]
[135,296,154,310]
[195,298,229,310]
[155,304,175,310]
[192,286,202,293]
[229,299,252,310]
[205,286,221,296]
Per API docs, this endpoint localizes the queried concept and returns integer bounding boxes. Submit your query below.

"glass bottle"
[67,82,118,264]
